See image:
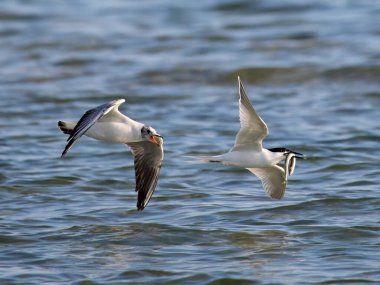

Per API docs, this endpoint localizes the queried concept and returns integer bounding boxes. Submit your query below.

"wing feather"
[232,77,268,151]
[61,99,124,157]
[127,141,164,211]
[247,165,286,199]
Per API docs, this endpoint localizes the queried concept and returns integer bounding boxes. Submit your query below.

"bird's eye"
[147,129,151,134]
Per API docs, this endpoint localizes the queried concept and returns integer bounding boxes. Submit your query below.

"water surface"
[1,1,380,284]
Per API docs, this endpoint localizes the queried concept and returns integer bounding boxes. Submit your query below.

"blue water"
[1,1,380,284]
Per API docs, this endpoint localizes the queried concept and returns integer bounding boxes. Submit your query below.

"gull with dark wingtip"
[58,99,164,210]
[200,77,305,199]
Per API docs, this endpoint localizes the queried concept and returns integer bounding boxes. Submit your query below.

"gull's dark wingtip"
[60,148,68,158]
[60,139,74,158]
[136,193,147,211]
[136,202,146,211]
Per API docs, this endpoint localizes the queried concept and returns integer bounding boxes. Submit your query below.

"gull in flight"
[201,77,305,199]
[58,99,164,210]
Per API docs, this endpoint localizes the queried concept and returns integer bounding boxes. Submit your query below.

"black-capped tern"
[58,99,163,211]
[201,77,305,199]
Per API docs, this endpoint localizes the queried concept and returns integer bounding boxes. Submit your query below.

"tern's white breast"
[216,149,284,168]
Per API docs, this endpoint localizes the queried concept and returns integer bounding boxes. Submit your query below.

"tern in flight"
[201,77,305,199]
[58,99,164,210]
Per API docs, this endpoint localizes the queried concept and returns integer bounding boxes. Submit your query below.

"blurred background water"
[1,0,380,284]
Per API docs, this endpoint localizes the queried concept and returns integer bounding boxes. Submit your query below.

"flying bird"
[58,99,164,210]
[201,77,305,199]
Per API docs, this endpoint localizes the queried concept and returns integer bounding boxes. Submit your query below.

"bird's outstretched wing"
[127,141,164,211]
[247,165,286,199]
[61,99,124,157]
[232,77,268,151]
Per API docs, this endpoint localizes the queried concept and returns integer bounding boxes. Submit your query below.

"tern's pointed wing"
[127,141,164,211]
[247,165,286,199]
[61,99,124,157]
[232,77,268,151]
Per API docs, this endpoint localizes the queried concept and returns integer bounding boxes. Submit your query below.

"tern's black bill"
[293,151,305,159]
[268,147,306,159]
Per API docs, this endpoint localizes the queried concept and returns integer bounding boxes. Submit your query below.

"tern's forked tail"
[190,156,221,163]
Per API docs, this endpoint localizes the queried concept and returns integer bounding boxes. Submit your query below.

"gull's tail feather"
[58,121,75,135]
